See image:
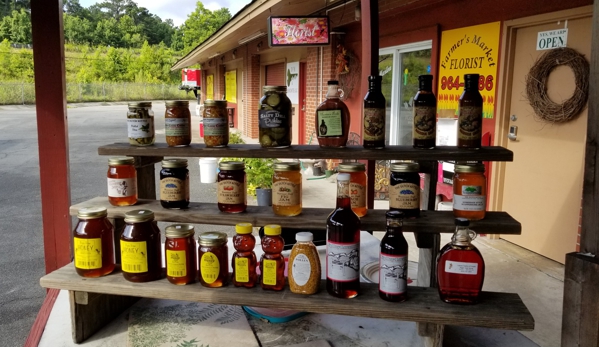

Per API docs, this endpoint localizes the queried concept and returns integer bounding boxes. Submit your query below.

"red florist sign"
[268,16,330,47]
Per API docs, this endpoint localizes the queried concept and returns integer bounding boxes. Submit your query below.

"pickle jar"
[338,162,367,217]
[259,86,292,148]
[453,163,487,220]
[160,159,190,209]
[73,207,115,278]
[120,209,162,283]
[165,224,197,285]
[107,157,137,206]
[126,102,154,146]
[198,231,229,288]
[272,162,302,216]
[203,99,229,147]
[217,161,246,213]
[389,161,421,218]
[165,100,192,147]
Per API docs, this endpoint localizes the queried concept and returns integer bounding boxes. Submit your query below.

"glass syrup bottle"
[379,210,408,302]
[457,74,483,149]
[437,218,485,304]
[412,74,437,149]
[316,80,350,148]
[363,75,386,149]
[326,173,361,298]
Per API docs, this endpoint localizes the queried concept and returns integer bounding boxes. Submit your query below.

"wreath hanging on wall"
[525,47,589,124]
[336,44,360,100]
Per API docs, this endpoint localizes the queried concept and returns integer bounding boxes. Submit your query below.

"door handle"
[508,125,518,141]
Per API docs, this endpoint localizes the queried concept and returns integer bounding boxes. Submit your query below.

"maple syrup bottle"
[326,173,361,298]
[457,74,483,149]
[259,224,286,291]
[232,223,257,288]
[413,75,437,149]
[316,80,350,148]
[363,75,386,149]
[437,218,485,304]
[379,211,408,302]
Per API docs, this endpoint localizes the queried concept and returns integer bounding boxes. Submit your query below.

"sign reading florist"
[268,16,330,47]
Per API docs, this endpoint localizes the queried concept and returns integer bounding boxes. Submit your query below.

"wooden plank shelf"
[40,263,534,331]
[71,197,522,234]
[98,143,514,162]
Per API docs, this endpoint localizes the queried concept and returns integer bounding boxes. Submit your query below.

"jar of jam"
[120,209,162,282]
[453,163,487,220]
[259,86,292,148]
[272,162,302,216]
[127,102,154,146]
[217,161,246,213]
[73,207,115,278]
[165,100,192,147]
[389,161,420,218]
[198,231,229,287]
[165,224,197,285]
[338,162,367,217]
[203,99,229,147]
[107,157,137,206]
[259,224,285,291]
[232,223,257,288]
[160,159,189,209]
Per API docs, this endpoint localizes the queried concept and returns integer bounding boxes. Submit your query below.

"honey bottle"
[259,224,286,291]
[232,223,257,288]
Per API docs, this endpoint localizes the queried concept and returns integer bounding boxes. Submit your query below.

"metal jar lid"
[204,99,228,107]
[454,163,485,173]
[165,224,195,238]
[198,231,228,246]
[77,206,108,219]
[273,162,300,171]
[108,157,135,166]
[165,100,189,107]
[391,161,420,172]
[162,158,188,168]
[124,209,155,223]
[263,85,287,93]
[128,102,152,108]
[219,161,245,170]
[338,162,366,172]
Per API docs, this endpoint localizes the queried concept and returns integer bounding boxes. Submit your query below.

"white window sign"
[286,62,300,104]
[536,28,568,51]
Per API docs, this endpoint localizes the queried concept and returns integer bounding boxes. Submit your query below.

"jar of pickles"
[259,86,292,148]
[389,161,420,218]
[120,209,162,282]
[272,162,302,216]
[126,102,154,146]
[338,162,367,217]
[198,231,229,288]
[73,207,115,278]
[217,161,246,213]
[453,163,487,220]
[165,100,191,147]
[160,159,189,209]
[107,157,137,206]
[165,224,197,285]
[203,100,229,147]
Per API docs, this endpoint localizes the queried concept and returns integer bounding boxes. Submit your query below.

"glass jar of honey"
[160,159,189,209]
[120,209,162,282]
[453,163,487,220]
[198,231,229,288]
[217,161,246,213]
[338,162,367,217]
[107,157,137,206]
[73,207,115,278]
[272,162,302,216]
[165,100,192,147]
[165,224,197,285]
[389,161,420,218]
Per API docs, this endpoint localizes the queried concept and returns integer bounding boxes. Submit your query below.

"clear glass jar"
[453,163,486,220]
[107,157,137,206]
[203,99,229,147]
[126,102,154,146]
[259,86,292,148]
[160,159,189,209]
[73,207,115,278]
[338,162,367,217]
[198,231,229,288]
[120,209,162,283]
[165,100,191,147]
[272,162,302,216]
[165,224,196,285]
[217,161,246,213]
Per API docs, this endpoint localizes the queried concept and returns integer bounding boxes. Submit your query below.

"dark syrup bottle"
[379,210,408,302]
[363,75,386,149]
[412,74,437,149]
[457,74,483,149]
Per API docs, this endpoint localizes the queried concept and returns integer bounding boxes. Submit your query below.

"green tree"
[0,9,31,44]
[180,2,231,51]
[96,0,135,20]
[64,13,93,45]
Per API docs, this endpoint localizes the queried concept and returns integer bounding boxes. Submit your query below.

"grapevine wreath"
[525,47,589,123]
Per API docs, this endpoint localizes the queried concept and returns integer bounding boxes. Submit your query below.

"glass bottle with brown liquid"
[363,75,385,149]
[316,80,350,148]
[457,74,483,149]
[413,75,437,149]
[379,210,408,302]
[326,173,360,298]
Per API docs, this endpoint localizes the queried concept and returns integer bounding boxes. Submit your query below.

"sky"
[79,0,252,26]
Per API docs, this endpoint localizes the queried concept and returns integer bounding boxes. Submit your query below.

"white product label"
[453,188,485,211]
[444,260,479,275]
[127,118,154,138]
[291,254,311,286]
[326,241,359,281]
[107,178,137,197]
[165,118,190,137]
[379,253,408,295]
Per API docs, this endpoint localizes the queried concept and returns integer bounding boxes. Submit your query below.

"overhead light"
[239,31,266,45]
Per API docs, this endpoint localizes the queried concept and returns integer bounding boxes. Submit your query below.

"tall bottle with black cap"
[379,210,408,302]
[457,74,483,149]
[412,74,437,149]
[363,75,386,149]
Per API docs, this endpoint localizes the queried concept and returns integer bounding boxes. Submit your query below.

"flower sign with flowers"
[268,16,330,47]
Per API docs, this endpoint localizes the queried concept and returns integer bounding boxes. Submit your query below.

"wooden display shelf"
[71,197,522,234]
[40,263,534,331]
[98,143,514,162]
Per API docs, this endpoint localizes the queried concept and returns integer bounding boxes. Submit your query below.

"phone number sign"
[437,22,500,119]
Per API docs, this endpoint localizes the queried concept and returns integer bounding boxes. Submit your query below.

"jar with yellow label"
[198,231,229,287]
[453,163,486,221]
[120,209,162,283]
[73,207,115,278]
[165,100,191,147]
[259,225,285,291]
[272,162,302,216]
[338,162,367,217]
[389,162,420,218]
[217,161,246,213]
[165,224,196,285]
[160,159,189,209]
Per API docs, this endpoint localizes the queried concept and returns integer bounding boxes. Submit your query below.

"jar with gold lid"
[217,161,246,213]
[165,100,191,147]
[127,102,154,146]
[160,159,189,209]
[120,209,162,282]
[198,231,229,288]
[453,163,486,220]
[165,224,197,285]
[389,161,420,218]
[272,162,302,216]
[203,99,229,147]
[73,206,115,278]
[338,162,367,217]
[107,157,137,206]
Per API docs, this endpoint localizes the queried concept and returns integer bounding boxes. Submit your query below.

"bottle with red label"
[326,173,360,298]
[259,224,285,291]
[379,210,408,302]
[436,218,485,304]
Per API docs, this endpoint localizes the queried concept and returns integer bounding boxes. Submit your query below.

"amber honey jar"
[260,224,285,291]
[165,100,191,147]
[338,162,367,217]
[107,157,137,206]
[73,207,115,278]
[217,161,246,213]
[232,223,257,288]
[203,99,229,147]
[198,231,229,287]
[160,159,190,209]
[120,209,162,282]
[453,163,487,220]
[165,224,197,285]
[272,162,302,216]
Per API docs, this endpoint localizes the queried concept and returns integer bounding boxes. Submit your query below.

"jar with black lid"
[389,161,421,218]
[160,159,190,209]
[165,100,191,147]
[259,86,292,148]
[120,209,162,282]
[217,161,246,213]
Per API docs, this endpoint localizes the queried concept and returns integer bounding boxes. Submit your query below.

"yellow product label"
[120,240,148,273]
[390,183,420,209]
[235,257,249,282]
[74,237,102,270]
[201,252,220,284]
[166,250,187,277]
[217,180,244,204]
[262,259,277,285]
[273,181,300,207]
[349,182,366,208]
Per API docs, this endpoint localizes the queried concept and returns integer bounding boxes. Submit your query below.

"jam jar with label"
[120,209,162,283]
[338,162,367,217]
[389,161,420,218]
[272,162,302,216]
[107,157,137,206]
[165,224,196,285]
[160,159,190,209]
[73,207,115,278]
[203,99,229,147]
[198,231,229,288]
[217,161,246,213]
[453,163,486,220]
[259,86,292,148]
[127,102,154,146]
[165,100,191,147]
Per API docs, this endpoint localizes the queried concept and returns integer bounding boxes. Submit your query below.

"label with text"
[273,181,300,206]
[74,237,102,270]
[160,177,188,202]
[379,253,407,295]
[235,257,249,283]
[120,240,148,273]
[259,110,289,129]
[165,118,190,137]
[458,106,483,140]
[200,252,220,284]
[291,254,311,286]
[389,183,420,209]
[413,106,437,140]
[107,178,136,198]
[326,241,359,281]
[317,110,342,137]
[445,260,479,275]
[218,180,244,204]
[127,118,154,138]
[262,259,278,285]
[203,118,228,136]
[363,108,385,141]
[166,250,187,277]
[349,182,366,208]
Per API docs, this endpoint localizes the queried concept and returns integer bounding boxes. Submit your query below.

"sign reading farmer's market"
[268,16,330,47]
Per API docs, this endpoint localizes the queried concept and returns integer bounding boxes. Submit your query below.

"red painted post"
[31,0,72,273]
